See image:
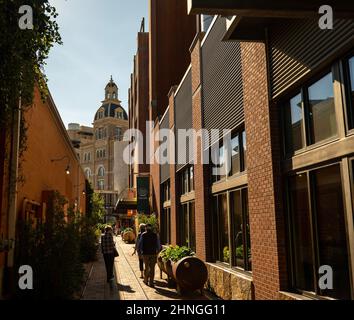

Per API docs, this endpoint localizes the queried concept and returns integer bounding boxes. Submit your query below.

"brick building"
[142,1,354,300]
[128,19,150,190]
[0,85,86,298]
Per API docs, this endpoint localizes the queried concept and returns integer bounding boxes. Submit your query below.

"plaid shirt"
[101,233,115,254]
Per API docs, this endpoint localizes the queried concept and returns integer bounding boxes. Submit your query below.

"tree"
[0,0,62,143]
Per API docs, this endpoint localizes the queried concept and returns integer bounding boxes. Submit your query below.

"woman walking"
[132,223,146,278]
[101,226,118,283]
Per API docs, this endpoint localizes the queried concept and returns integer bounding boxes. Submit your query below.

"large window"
[308,73,337,143]
[97,180,105,190]
[161,207,171,245]
[212,129,246,182]
[346,56,354,129]
[179,202,196,252]
[214,188,251,271]
[284,73,338,155]
[288,164,351,299]
[284,93,304,154]
[181,166,194,195]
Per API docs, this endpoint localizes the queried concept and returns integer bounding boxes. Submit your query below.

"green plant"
[160,245,194,263]
[123,227,133,233]
[15,192,84,299]
[138,214,159,233]
[223,246,230,263]
[0,1,62,165]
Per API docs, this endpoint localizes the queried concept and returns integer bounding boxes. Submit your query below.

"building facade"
[128,19,150,190]
[0,85,86,298]
[142,1,354,300]
[68,78,129,216]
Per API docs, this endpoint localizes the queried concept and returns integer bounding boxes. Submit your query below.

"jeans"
[143,255,157,285]
[138,256,144,272]
[103,253,115,282]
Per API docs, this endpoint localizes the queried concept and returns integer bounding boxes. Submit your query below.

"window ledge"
[278,291,315,301]
[206,262,252,282]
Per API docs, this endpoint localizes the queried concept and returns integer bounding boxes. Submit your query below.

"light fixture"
[82,190,86,195]
[51,156,71,176]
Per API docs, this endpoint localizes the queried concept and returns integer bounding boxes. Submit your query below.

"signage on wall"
[137,176,150,214]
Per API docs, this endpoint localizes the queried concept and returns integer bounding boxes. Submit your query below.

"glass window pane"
[231,191,244,268]
[242,131,247,171]
[289,173,315,292]
[231,135,240,175]
[218,194,229,264]
[189,202,196,252]
[313,165,351,300]
[219,145,226,180]
[308,73,337,143]
[285,93,304,153]
[348,57,354,128]
[243,189,251,271]
[189,166,194,191]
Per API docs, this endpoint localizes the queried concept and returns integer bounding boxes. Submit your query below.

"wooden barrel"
[172,256,208,292]
[122,231,135,243]
[157,254,166,273]
[164,260,174,278]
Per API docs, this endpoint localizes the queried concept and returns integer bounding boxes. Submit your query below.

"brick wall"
[241,42,288,299]
[150,121,161,218]
[168,87,178,245]
[190,33,211,262]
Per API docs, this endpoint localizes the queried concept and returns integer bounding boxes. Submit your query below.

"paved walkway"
[114,236,208,300]
[81,250,120,300]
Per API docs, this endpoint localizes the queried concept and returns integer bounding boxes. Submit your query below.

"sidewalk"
[114,236,208,300]
[81,250,120,300]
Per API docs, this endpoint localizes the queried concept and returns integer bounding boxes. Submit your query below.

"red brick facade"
[240,42,288,299]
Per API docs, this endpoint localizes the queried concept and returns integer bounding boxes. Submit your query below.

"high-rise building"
[68,77,129,216]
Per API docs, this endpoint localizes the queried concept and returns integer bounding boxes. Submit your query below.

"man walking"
[138,223,161,287]
[101,226,117,283]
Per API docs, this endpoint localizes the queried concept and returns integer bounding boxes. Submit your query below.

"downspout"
[6,97,21,290]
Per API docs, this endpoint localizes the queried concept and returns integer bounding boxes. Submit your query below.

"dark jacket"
[138,230,161,255]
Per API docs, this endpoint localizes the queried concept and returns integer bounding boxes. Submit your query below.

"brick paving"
[114,236,208,300]
[81,250,120,300]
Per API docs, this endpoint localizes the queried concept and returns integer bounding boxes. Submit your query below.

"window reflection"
[285,93,304,153]
[308,73,337,143]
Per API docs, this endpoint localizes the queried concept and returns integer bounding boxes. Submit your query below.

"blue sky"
[46,0,148,127]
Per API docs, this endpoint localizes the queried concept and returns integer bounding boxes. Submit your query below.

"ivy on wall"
[0,0,62,146]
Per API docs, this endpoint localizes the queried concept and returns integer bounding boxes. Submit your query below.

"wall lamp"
[51,155,71,175]
[74,182,86,195]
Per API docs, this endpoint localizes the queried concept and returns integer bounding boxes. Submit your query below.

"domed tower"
[92,76,129,217]
[94,76,128,122]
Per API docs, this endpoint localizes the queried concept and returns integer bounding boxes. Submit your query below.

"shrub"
[160,245,194,263]
[138,214,159,233]
[15,192,84,299]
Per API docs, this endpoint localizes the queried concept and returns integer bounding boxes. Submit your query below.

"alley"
[114,236,209,300]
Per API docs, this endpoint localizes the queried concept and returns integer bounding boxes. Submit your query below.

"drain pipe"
[6,98,21,270]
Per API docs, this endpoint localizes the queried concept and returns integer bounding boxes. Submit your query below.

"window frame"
[343,54,354,132]
[213,187,251,273]
[286,162,353,299]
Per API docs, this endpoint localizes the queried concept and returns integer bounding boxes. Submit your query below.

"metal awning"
[188,0,354,18]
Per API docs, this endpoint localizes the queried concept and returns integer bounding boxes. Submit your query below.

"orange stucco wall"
[17,87,86,216]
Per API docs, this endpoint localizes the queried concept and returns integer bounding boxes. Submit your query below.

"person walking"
[138,223,161,288]
[132,223,146,279]
[101,226,118,283]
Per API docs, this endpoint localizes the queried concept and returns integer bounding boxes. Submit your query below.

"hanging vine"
[0,0,62,158]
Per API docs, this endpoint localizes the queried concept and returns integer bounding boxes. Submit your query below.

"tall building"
[140,0,354,300]
[128,19,150,190]
[68,77,129,216]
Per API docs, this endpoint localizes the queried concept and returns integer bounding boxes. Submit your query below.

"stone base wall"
[205,263,254,300]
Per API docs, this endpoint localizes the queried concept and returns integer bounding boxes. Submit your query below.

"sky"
[45,0,149,128]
